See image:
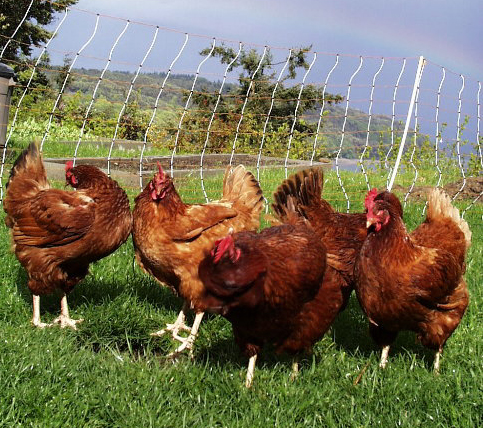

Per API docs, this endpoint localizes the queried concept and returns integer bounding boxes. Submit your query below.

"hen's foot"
[31,319,51,329]
[379,345,390,368]
[434,347,442,374]
[151,307,191,339]
[290,361,299,382]
[166,336,196,361]
[151,321,191,339]
[245,354,258,388]
[49,294,82,330]
[165,312,205,360]
[51,315,84,330]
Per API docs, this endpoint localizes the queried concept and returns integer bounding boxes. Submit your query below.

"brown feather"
[355,190,470,353]
[132,164,264,308]
[3,144,132,296]
[198,223,327,357]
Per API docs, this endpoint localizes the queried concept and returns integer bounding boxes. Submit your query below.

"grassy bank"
[0,169,481,427]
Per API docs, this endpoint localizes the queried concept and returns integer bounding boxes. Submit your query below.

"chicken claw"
[51,315,84,330]
[31,294,82,330]
[379,345,390,368]
[32,319,50,328]
[166,312,204,359]
[245,354,258,388]
[151,302,205,358]
[151,307,191,339]
[51,294,83,330]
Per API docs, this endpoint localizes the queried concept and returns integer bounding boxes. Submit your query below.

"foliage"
[67,68,232,110]
[457,116,482,177]
[3,53,481,172]
[1,1,78,120]
[0,0,77,62]
[49,54,76,123]
[117,100,151,141]
[51,66,415,159]
[167,45,343,159]
[467,137,482,177]
[9,54,51,105]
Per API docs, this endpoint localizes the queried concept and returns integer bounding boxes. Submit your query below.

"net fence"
[0,2,481,225]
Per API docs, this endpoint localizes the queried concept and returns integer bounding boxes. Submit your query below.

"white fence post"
[0,63,16,203]
[387,56,425,192]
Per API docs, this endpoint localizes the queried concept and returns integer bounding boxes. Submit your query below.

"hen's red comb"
[364,188,378,211]
[156,161,165,178]
[212,234,235,264]
[65,160,74,171]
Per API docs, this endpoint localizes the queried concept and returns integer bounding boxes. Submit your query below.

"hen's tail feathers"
[6,141,48,193]
[221,165,264,223]
[272,167,326,221]
[427,188,471,250]
[276,194,309,226]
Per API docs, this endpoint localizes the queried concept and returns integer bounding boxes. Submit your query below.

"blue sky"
[71,0,482,80]
[45,0,477,157]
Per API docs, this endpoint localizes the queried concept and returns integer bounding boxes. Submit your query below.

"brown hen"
[132,163,263,356]
[272,168,373,337]
[3,143,132,329]
[355,188,471,371]
[198,217,327,387]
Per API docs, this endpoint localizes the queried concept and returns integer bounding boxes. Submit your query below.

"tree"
[169,45,343,158]
[2,1,79,118]
[0,0,78,62]
[51,54,76,122]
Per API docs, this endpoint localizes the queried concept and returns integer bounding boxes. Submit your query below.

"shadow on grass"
[14,266,30,299]
[14,264,437,371]
[13,263,190,357]
[73,271,183,312]
[193,334,312,375]
[14,263,183,315]
[332,294,437,370]
[192,313,342,375]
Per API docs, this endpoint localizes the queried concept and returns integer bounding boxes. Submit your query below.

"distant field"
[0,169,481,427]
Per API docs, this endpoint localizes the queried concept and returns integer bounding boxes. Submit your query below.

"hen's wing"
[12,189,95,247]
[411,188,470,266]
[386,243,462,307]
[410,219,467,270]
[170,203,238,241]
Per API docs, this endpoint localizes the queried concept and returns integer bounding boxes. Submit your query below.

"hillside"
[65,68,235,110]
[312,104,408,158]
[43,67,416,158]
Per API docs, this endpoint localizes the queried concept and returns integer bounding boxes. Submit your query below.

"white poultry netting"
[0,3,481,224]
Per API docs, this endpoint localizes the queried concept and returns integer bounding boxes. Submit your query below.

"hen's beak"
[366,217,377,229]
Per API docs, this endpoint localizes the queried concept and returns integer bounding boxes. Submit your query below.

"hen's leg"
[51,294,83,330]
[31,295,49,328]
[167,311,204,359]
[434,346,443,374]
[151,301,192,338]
[290,358,299,382]
[379,345,390,368]
[369,324,396,369]
[245,354,258,388]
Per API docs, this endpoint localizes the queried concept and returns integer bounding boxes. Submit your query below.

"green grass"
[0,169,481,428]
[6,138,172,162]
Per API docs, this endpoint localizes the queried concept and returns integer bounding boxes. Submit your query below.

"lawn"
[0,167,481,428]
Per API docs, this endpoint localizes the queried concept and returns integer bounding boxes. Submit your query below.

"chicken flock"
[3,143,472,387]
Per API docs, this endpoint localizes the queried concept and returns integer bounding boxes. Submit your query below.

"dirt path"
[393,176,482,202]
